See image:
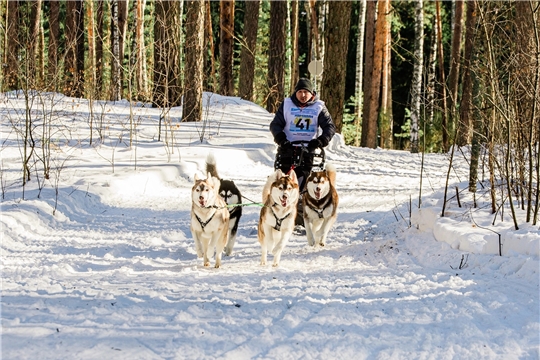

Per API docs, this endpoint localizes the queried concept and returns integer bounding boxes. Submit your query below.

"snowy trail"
[1,94,538,359]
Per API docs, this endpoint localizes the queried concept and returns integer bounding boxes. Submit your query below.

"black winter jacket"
[269,91,336,147]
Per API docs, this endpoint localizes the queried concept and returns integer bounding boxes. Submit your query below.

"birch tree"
[354,0,367,146]
[410,0,423,153]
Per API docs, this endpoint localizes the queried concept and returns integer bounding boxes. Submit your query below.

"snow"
[1,92,539,359]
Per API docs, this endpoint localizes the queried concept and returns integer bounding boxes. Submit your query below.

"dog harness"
[270,204,291,231]
[306,196,332,219]
[194,208,217,231]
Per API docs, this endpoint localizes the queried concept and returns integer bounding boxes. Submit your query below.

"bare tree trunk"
[87,0,96,95]
[426,13,438,127]
[289,0,299,94]
[28,0,43,89]
[458,1,477,146]
[65,0,84,98]
[448,0,463,116]
[204,0,217,92]
[111,0,122,101]
[183,0,205,122]
[360,0,376,148]
[238,0,260,101]
[321,0,351,134]
[410,0,423,154]
[362,0,386,149]
[379,0,392,149]
[354,0,367,147]
[266,0,287,113]
[47,0,60,91]
[117,0,129,98]
[219,0,235,96]
[96,0,104,98]
[436,1,449,151]
[4,0,19,91]
[135,0,148,99]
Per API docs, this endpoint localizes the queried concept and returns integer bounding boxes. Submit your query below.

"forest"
[1,1,539,224]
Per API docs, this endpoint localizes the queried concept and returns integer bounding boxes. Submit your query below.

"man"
[269,78,336,226]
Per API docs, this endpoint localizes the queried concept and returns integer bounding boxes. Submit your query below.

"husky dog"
[302,163,338,247]
[206,153,242,256]
[258,169,300,267]
[190,172,230,268]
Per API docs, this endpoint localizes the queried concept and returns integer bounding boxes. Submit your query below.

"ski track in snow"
[1,93,538,359]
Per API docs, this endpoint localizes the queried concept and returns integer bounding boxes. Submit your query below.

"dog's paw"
[272,263,279,267]
[319,242,325,247]
[214,264,221,269]
[204,261,210,267]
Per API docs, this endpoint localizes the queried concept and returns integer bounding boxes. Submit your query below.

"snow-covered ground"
[1,92,538,359]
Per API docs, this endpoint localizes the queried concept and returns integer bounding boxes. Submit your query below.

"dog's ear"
[275,169,283,179]
[194,173,201,182]
[288,169,298,185]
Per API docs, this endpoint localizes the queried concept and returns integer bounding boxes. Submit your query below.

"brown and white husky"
[302,163,338,247]
[258,169,300,267]
[190,172,230,268]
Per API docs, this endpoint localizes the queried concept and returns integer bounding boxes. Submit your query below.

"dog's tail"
[205,153,220,180]
[325,163,337,185]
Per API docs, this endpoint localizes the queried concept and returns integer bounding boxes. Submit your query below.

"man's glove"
[308,138,323,152]
[275,132,292,149]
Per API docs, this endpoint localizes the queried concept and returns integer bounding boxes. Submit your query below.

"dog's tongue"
[199,199,206,207]
[315,189,321,199]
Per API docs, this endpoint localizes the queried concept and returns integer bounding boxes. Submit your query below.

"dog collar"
[306,196,331,219]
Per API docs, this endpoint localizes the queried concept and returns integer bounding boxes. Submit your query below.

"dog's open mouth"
[280,196,288,207]
[199,198,207,207]
[314,189,321,200]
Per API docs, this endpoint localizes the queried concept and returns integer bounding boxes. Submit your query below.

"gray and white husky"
[206,153,242,256]
[190,172,230,268]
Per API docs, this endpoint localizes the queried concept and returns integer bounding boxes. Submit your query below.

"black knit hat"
[294,78,314,94]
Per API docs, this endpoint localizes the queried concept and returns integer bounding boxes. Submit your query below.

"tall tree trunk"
[183,0,205,122]
[321,0,351,133]
[426,13,438,128]
[96,0,104,98]
[410,0,423,154]
[117,0,129,98]
[167,1,182,107]
[87,0,96,96]
[362,0,386,148]
[238,0,260,101]
[448,0,463,139]
[28,0,43,89]
[379,0,392,149]
[289,0,299,94]
[266,0,287,113]
[354,0,367,147]
[4,0,19,91]
[111,0,121,101]
[308,0,319,63]
[458,1,477,146]
[135,0,148,99]
[75,0,85,97]
[204,0,217,92]
[219,0,235,96]
[47,0,60,91]
[361,0,376,148]
[65,0,83,98]
[436,1,449,151]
